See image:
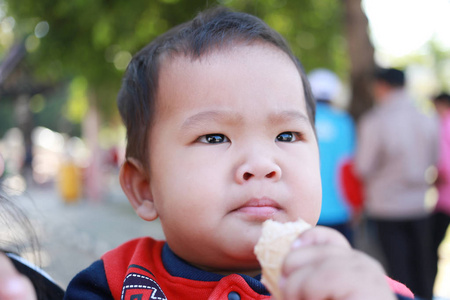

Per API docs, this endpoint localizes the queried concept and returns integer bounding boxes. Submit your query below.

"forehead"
[155,43,306,119]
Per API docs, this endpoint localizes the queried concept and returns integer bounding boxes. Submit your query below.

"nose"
[235,156,282,184]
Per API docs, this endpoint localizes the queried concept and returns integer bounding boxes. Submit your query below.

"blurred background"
[1,0,450,298]
[1,0,449,198]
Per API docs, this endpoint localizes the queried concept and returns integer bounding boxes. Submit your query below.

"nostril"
[266,171,276,178]
[243,172,253,181]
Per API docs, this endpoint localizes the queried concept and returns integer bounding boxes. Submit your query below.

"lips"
[233,197,281,220]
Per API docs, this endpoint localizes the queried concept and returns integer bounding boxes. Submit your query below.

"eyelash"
[196,132,302,144]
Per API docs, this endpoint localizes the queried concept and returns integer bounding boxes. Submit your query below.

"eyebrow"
[181,109,310,130]
[181,110,243,130]
[267,110,310,126]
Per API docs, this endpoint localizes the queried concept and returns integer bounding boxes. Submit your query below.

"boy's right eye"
[196,134,229,144]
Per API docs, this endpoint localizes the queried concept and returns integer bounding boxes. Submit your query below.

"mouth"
[232,197,281,220]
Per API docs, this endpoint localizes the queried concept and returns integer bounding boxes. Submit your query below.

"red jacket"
[102,237,414,300]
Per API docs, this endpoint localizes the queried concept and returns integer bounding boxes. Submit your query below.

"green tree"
[3,0,348,126]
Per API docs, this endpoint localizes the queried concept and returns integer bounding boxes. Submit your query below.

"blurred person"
[58,144,82,204]
[309,68,357,245]
[431,92,450,287]
[355,67,439,300]
[0,154,64,300]
[0,254,36,300]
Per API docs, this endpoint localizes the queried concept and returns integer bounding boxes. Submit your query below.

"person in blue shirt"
[309,69,357,245]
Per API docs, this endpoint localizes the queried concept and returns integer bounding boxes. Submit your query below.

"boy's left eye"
[276,132,300,142]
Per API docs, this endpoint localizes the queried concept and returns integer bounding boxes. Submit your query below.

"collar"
[161,243,269,295]
[316,101,332,108]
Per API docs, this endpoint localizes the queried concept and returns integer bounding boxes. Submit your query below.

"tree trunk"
[82,95,103,202]
[344,0,375,121]
[14,94,34,182]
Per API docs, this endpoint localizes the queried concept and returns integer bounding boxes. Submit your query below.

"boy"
[65,7,414,300]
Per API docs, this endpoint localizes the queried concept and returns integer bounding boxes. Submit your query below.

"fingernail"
[291,238,303,249]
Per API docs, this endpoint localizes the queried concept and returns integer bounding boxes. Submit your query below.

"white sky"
[363,0,450,57]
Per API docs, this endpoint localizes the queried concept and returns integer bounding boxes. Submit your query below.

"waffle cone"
[254,219,311,300]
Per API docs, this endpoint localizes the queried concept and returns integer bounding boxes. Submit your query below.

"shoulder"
[358,110,379,132]
[64,260,113,300]
[102,237,164,267]
[336,110,355,128]
[102,237,166,299]
[64,238,164,300]
[442,114,450,131]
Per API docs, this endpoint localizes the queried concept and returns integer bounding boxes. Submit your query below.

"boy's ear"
[119,158,158,222]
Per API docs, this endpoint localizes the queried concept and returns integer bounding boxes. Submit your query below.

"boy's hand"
[279,226,396,300]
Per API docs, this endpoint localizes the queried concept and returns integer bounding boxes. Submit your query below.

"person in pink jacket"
[432,92,450,286]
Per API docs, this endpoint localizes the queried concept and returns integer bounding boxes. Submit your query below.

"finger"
[282,249,396,300]
[282,243,350,277]
[283,262,349,300]
[0,254,37,300]
[281,226,351,277]
[292,226,351,249]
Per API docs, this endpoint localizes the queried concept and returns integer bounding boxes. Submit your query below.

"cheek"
[288,147,322,223]
[296,173,321,221]
[151,157,223,216]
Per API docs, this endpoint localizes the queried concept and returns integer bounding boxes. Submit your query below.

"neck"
[377,87,403,104]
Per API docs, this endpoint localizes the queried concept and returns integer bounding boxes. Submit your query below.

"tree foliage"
[2,0,347,125]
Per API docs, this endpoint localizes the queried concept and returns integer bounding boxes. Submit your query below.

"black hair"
[117,6,315,169]
[374,67,405,87]
[433,92,450,106]
[0,195,39,260]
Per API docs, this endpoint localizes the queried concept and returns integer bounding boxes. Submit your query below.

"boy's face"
[147,43,321,273]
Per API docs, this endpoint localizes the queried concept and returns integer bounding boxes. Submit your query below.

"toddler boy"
[65,7,414,300]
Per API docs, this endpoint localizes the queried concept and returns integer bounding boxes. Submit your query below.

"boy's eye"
[276,132,300,142]
[197,134,229,144]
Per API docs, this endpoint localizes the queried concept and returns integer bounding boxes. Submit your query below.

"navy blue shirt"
[64,243,415,299]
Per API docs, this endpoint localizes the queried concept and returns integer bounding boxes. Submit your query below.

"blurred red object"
[340,159,364,212]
